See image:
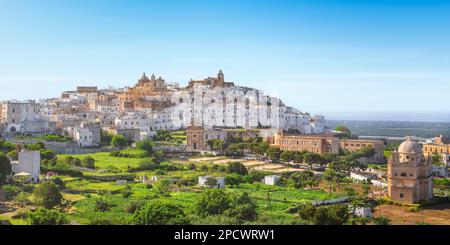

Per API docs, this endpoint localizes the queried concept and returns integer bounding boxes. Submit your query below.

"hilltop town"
[0,71,326,144]
[0,71,449,225]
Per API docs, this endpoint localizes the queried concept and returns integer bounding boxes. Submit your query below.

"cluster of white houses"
[0,71,327,147]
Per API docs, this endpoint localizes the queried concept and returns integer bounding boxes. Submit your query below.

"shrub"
[71,158,82,167]
[195,189,257,223]
[227,162,248,175]
[113,149,149,158]
[52,178,65,188]
[95,198,112,212]
[32,181,62,209]
[155,170,166,175]
[297,203,317,220]
[224,192,257,222]
[38,134,72,142]
[211,164,219,171]
[1,184,20,200]
[81,156,95,169]
[187,163,197,170]
[217,166,226,172]
[153,130,172,142]
[373,216,391,225]
[13,192,32,207]
[196,189,232,217]
[205,177,218,188]
[28,208,68,225]
[135,140,154,154]
[200,165,209,172]
[121,185,133,198]
[12,209,28,219]
[133,159,158,171]
[40,149,56,161]
[111,135,128,148]
[27,142,46,150]
[128,200,188,225]
[312,205,349,225]
[7,150,18,160]
[124,201,142,214]
[225,173,244,188]
[0,153,12,183]
[408,205,420,212]
[153,179,171,196]
[160,162,179,171]
[64,156,74,165]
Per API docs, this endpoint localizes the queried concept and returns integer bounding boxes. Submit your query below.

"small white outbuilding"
[263,175,281,186]
[198,176,225,188]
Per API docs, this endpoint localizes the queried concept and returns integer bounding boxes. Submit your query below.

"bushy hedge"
[130,160,180,172]
[28,208,68,225]
[36,134,72,142]
[110,149,149,158]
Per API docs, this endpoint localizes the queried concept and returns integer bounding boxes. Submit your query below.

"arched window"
[401,173,407,177]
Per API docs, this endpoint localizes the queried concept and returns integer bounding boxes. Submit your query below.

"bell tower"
[217,70,224,86]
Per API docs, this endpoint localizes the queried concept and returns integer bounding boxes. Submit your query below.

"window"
[400,193,404,198]
[401,173,407,177]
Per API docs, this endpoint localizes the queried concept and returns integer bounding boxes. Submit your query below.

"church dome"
[398,137,422,154]
[139,72,150,83]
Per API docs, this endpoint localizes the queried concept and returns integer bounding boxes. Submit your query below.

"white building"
[11,150,41,183]
[73,122,101,147]
[198,176,225,188]
[353,206,373,218]
[0,100,51,135]
[432,165,448,178]
[263,175,281,186]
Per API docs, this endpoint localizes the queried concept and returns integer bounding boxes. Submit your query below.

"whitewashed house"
[263,175,281,186]
[11,150,41,183]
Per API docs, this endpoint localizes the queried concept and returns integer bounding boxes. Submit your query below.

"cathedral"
[388,138,433,203]
[118,73,172,112]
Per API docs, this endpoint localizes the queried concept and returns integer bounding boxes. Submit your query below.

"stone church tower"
[217,70,225,86]
[388,137,433,203]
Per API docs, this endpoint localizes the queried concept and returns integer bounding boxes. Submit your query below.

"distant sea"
[323,111,450,123]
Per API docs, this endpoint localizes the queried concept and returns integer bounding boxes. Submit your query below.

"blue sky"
[1,0,449,120]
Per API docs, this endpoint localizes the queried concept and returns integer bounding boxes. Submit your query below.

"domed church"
[387,137,433,203]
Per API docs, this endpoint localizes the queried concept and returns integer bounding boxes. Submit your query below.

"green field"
[3,148,347,225]
[60,152,144,171]
[67,182,338,225]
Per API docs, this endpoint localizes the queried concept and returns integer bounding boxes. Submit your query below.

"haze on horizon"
[1,0,449,121]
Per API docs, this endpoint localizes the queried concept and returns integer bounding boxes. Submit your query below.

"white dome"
[398,138,422,154]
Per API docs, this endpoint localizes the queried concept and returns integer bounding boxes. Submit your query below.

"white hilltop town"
[1,70,450,226]
[0,70,327,147]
